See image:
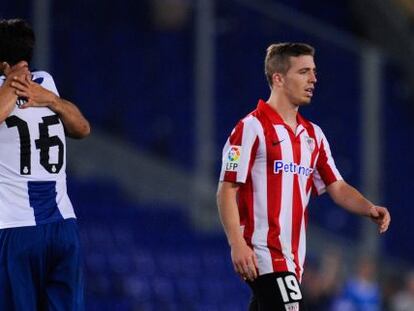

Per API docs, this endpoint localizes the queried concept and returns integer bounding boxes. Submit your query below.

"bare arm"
[217,181,258,281]
[327,180,391,233]
[11,75,90,139]
[0,62,30,123]
[38,96,90,139]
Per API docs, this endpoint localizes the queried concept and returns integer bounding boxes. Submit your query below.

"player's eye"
[299,69,311,75]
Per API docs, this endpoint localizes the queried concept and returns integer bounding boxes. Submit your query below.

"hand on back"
[2,61,30,84]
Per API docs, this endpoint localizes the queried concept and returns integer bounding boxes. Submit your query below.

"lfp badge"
[225,146,241,171]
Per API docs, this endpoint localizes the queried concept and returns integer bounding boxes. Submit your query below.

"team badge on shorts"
[224,146,241,171]
[285,302,299,311]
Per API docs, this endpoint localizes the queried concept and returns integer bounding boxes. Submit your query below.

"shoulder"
[31,70,59,95]
[298,113,322,134]
[226,111,261,145]
[306,121,328,140]
[239,111,262,133]
[31,70,54,84]
[309,121,322,134]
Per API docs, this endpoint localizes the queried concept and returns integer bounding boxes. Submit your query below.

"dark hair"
[265,42,315,87]
[0,18,35,66]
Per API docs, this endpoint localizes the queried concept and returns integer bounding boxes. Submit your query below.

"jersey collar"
[257,99,312,134]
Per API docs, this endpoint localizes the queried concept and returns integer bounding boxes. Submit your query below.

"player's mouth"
[305,87,314,97]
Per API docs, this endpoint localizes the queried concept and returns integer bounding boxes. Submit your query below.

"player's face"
[280,55,317,106]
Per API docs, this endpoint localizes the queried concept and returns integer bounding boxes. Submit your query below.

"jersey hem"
[0,213,77,229]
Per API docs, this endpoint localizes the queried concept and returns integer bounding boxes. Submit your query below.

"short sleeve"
[219,117,259,184]
[313,130,342,195]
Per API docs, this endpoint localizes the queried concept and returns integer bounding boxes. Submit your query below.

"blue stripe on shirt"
[28,181,63,225]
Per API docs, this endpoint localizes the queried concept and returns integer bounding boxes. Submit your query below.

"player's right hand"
[230,240,259,282]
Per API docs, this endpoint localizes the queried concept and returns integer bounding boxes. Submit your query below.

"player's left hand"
[368,205,391,234]
[10,75,58,109]
[2,61,30,84]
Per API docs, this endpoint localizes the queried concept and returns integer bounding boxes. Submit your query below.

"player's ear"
[272,72,284,87]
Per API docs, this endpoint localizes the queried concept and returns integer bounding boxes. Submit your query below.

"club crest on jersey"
[224,145,241,171]
[305,136,315,152]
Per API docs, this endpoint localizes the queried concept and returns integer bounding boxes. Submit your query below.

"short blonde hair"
[265,42,315,87]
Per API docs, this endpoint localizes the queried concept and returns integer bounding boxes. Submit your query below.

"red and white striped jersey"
[219,99,342,281]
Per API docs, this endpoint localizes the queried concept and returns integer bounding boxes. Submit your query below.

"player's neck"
[267,93,299,131]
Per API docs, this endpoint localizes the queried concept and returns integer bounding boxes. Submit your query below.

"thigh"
[0,226,46,311]
[46,219,84,311]
[248,272,307,311]
[0,229,14,311]
[248,293,259,311]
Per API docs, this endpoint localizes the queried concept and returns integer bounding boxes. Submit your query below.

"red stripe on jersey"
[304,124,319,193]
[256,113,288,272]
[317,140,337,185]
[230,121,244,145]
[224,171,237,182]
[240,137,259,247]
[290,132,304,279]
[224,121,245,181]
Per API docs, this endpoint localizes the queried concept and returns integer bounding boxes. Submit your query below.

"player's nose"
[309,72,317,83]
